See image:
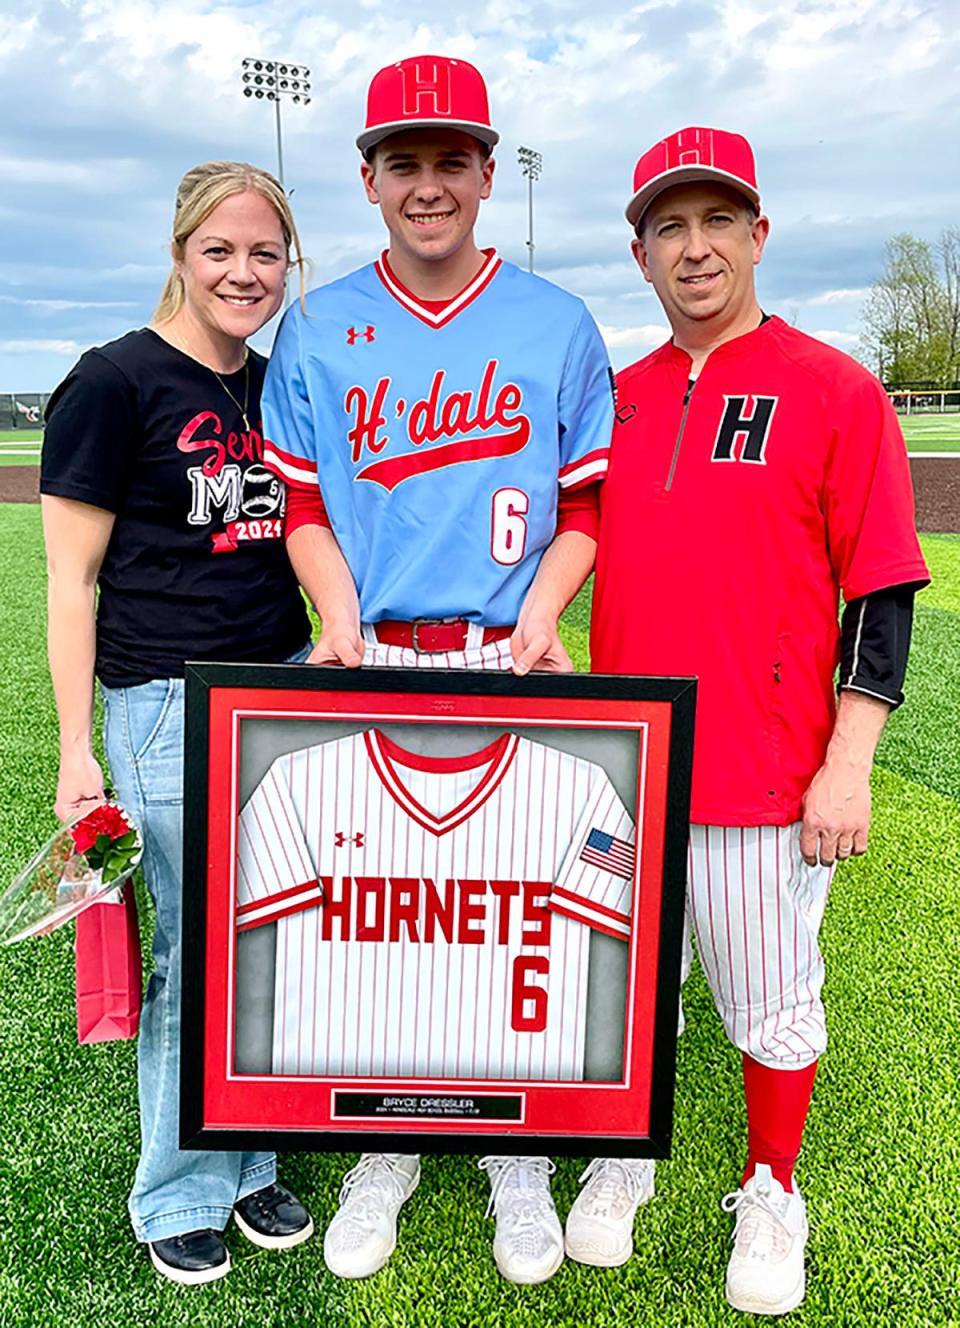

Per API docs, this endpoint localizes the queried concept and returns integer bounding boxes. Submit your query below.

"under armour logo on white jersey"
[401,59,451,116]
[347,325,375,345]
[711,395,778,465]
[334,830,365,848]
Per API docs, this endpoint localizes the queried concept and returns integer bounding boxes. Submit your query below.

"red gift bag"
[74,881,142,1043]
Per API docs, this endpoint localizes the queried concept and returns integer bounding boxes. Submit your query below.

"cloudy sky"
[2,0,958,391]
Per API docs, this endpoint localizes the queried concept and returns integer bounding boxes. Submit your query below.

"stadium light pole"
[241,58,312,192]
[517,146,542,273]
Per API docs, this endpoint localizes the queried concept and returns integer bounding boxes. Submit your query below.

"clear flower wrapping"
[0,802,143,945]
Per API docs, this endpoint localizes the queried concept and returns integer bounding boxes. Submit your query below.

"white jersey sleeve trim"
[548,885,632,939]
[558,448,610,489]
[263,441,319,489]
[236,877,324,932]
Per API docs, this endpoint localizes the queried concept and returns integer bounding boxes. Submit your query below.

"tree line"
[860,229,960,389]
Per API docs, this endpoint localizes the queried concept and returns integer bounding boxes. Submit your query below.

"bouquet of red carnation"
[0,801,143,945]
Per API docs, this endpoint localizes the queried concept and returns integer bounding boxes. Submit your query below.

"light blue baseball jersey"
[262,250,614,625]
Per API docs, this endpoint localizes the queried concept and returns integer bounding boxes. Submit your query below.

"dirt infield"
[0,467,38,503]
[2,457,958,532]
[910,458,960,533]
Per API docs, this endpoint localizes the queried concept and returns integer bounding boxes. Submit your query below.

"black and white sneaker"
[147,1229,231,1285]
[233,1183,314,1250]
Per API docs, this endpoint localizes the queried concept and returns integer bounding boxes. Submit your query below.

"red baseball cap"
[357,55,500,157]
[626,127,761,227]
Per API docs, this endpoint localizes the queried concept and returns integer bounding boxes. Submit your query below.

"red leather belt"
[372,620,513,653]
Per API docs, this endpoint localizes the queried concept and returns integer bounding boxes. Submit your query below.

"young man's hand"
[510,618,573,675]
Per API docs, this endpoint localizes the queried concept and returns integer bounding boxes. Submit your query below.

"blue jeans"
[102,646,310,1242]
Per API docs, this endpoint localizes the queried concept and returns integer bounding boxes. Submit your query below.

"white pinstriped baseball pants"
[680,824,834,1069]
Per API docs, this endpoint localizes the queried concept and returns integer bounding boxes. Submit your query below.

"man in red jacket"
[588,127,929,1315]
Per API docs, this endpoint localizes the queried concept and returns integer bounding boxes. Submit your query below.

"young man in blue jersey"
[262,54,648,1286]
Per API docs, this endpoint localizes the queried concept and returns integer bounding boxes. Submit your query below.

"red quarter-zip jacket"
[591,316,929,826]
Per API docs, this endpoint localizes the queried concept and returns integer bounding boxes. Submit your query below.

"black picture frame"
[181,663,695,1157]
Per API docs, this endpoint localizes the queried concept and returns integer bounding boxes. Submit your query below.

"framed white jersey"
[180,664,696,1157]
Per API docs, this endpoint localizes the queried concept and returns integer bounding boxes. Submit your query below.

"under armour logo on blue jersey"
[579,827,635,880]
[347,325,376,345]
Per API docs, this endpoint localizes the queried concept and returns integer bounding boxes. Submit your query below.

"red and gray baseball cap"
[626,127,761,227]
[357,55,500,157]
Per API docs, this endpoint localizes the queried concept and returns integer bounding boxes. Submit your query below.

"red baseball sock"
[741,1054,818,1193]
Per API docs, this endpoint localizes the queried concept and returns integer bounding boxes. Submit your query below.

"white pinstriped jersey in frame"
[236,730,636,1082]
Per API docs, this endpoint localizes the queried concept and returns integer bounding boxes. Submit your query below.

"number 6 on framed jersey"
[181,665,696,1157]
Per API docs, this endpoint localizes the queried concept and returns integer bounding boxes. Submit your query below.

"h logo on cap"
[666,127,715,169]
[401,59,452,117]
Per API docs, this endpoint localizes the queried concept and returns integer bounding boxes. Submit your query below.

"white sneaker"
[721,1164,808,1315]
[323,1153,420,1278]
[478,1155,564,1284]
[564,1157,656,1267]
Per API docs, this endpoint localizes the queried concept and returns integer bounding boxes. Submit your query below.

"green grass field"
[0,506,958,1328]
[0,432,41,466]
[1,416,958,467]
[899,414,960,452]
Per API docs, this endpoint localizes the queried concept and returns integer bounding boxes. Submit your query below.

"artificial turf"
[0,504,958,1327]
[0,429,41,468]
[899,415,960,453]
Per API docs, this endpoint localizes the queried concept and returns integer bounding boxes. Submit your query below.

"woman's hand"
[55,748,106,823]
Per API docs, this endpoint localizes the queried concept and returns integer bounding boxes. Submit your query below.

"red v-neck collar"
[364,729,519,837]
[373,248,501,329]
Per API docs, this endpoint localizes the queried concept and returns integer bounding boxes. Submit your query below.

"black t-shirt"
[41,328,310,687]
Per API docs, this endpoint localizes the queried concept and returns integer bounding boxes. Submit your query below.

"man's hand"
[511,616,573,676]
[799,759,871,866]
[308,626,364,668]
[799,689,890,866]
[55,749,106,823]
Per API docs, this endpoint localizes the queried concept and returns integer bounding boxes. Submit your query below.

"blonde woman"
[41,162,314,1284]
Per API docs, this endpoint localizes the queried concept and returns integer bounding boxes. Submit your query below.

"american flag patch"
[579,827,635,880]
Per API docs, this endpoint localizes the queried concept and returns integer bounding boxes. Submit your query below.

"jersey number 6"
[491,488,529,566]
[511,954,549,1032]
